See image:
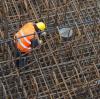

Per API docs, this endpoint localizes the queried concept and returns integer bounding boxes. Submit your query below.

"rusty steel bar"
[0,0,100,99]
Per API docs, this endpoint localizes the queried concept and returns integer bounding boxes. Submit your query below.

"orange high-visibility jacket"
[14,22,38,53]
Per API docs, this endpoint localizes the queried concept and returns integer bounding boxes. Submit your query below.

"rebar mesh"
[0,0,100,99]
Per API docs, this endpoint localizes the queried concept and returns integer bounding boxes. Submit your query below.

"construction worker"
[14,22,46,67]
[14,22,46,53]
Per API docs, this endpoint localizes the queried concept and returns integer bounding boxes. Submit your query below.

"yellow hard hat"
[36,22,46,31]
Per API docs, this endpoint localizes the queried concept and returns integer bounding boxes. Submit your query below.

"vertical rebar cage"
[0,0,100,99]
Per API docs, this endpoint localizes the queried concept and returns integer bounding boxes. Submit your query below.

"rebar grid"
[0,0,100,99]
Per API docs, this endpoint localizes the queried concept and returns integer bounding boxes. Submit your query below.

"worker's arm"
[31,31,43,48]
[31,39,43,47]
[31,39,39,47]
[31,29,47,48]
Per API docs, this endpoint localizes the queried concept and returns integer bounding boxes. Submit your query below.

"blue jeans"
[15,51,27,67]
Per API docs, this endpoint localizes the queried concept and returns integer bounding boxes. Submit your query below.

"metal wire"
[0,0,100,99]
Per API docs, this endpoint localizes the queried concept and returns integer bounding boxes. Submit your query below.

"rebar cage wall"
[0,0,100,99]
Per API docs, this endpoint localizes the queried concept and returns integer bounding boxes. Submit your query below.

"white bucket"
[57,27,73,38]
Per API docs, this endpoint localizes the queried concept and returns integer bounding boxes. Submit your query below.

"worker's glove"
[38,40,43,45]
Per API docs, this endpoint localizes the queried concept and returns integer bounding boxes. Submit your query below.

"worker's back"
[14,22,37,53]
